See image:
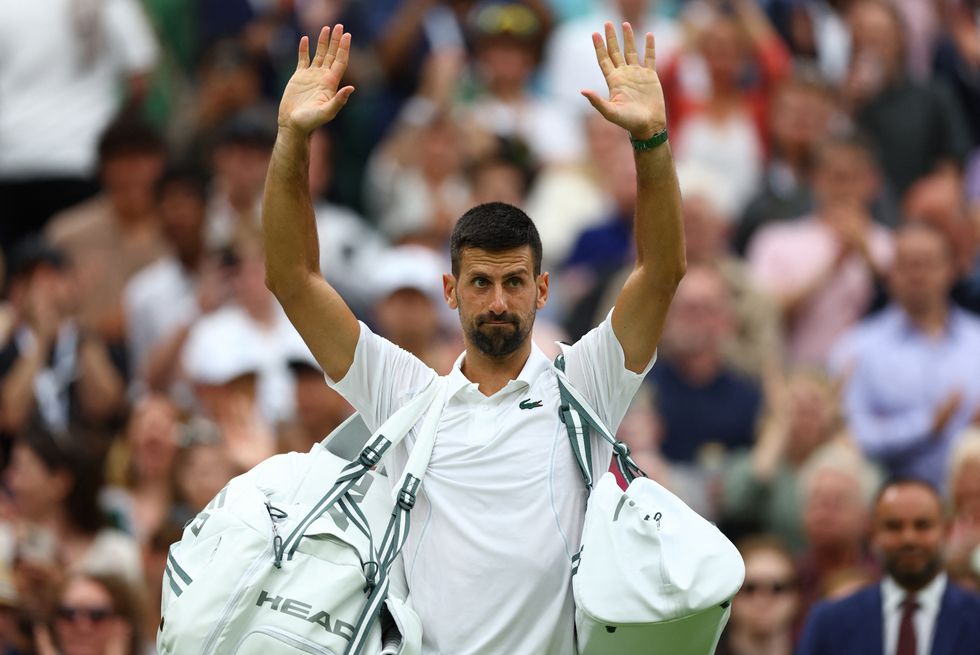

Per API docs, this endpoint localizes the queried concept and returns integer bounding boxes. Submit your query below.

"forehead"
[876,484,942,519]
[457,246,535,274]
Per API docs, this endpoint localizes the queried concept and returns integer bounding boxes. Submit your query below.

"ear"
[443,274,458,310]
[536,272,549,310]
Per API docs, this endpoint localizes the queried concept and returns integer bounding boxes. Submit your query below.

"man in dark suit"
[797,478,980,655]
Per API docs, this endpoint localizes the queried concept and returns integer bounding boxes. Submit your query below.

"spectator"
[369,246,460,374]
[723,370,846,552]
[0,0,158,258]
[45,119,168,341]
[735,72,839,254]
[843,0,971,197]
[40,573,145,655]
[664,0,792,215]
[7,425,142,619]
[204,109,277,251]
[123,168,229,398]
[171,423,239,522]
[309,128,387,315]
[106,395,181,544]
[749,134,893,366]
[945,428,980,589]
[795,442,880,616]
[180,230,304,430]
[543,0,680,117]
[0,239,127,444]
[461,2,583,167]
[647,265,763,465]
[278,352,353,455]
[797,478,980,655]
[831,223,980,489]
[716,536,800,655]
[933,0,980,145]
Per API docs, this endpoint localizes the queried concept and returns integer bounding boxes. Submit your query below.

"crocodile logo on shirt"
[519,399,543,410]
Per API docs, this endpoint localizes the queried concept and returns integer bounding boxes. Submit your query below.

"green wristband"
[629,127,669,151]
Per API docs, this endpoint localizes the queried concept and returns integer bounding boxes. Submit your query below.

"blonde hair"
[798,441,882,509]
[948,427,980,501]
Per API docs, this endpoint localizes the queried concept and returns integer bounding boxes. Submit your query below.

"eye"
[506,277,523,288]
[473,277,489,288]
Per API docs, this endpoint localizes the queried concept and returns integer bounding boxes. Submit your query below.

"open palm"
[583,22,667,140]
[279,25,355,134]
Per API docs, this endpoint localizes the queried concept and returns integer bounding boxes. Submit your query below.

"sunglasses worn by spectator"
[741,580,797,596]
[56,606,115,624]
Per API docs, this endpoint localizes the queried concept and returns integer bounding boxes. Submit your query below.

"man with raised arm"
[263,22,684,655]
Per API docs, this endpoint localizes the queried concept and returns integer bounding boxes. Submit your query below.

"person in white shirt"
[262,21,685,655]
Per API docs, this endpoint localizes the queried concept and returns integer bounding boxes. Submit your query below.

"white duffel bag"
[158,378,447,655]
[555,361,744,655]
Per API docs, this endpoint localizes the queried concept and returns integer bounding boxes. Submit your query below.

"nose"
[488,283,507,314]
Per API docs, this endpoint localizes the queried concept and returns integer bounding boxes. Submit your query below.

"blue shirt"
[830,306,980,488]
[648,360,762,463]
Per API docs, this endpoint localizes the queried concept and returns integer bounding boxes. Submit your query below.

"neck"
[905,303,949,337]
[460,340,532,396]
[673,350,723,386]
[813,541,863,570]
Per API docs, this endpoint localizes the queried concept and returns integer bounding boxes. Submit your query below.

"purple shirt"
[829,306,980,488]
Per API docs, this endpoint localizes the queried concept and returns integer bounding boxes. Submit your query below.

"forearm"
[141,324,192,392]
[262,127,322,299]
[75,340,126,422]
[0,346,46,432]
[633,143,685,284]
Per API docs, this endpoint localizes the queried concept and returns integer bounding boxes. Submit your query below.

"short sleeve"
[327,322,437,433]
[104,0,159,72]
[558,312,655,480]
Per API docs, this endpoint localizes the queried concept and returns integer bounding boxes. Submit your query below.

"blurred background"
[0,0,979,653]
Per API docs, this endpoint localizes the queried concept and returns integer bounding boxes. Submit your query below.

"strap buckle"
[398,489,416,510]
[359,445,381,468]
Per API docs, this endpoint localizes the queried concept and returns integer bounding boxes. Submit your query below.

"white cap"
[370,246,447,305]
[182,308,263,385]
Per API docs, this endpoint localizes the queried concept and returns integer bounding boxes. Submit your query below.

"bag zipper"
[200,530,275,655]
[232,625,336,654]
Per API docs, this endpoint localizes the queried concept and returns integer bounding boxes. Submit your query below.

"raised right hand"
[278,25,355,134]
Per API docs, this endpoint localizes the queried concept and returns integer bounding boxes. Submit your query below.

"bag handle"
[346,378,449,655]
[280,377,443,562]
[554,355,645,489]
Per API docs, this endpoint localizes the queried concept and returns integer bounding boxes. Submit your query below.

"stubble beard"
[464,308,535,358]
[886,551,942,591]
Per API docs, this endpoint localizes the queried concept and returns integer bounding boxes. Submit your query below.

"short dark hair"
[97,117,166,165]
[19,424,108,535]
[450,202,542,276]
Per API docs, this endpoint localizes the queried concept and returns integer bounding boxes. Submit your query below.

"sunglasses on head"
[56,606,115,624]
[741,580,797,596]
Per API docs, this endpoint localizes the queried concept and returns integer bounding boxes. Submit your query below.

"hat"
[181,310,264,385]
[370,246,447,305]
[469,2,542,42]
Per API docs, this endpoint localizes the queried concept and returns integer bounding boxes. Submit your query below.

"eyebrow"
[467,266,531,279]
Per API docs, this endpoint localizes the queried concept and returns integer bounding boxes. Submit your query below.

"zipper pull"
[265,503,288,568]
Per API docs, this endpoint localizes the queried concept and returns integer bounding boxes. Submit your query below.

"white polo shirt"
[328,315,654,654]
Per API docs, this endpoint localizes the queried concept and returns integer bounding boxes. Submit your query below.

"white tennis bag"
[555,362,745,655]
[158,378,448,655]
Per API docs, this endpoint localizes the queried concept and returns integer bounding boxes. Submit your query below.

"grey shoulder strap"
[553,354,645,489]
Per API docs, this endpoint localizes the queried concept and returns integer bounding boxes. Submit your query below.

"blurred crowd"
[1,0,980,653]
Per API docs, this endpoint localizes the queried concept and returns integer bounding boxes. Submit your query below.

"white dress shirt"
[882,573,947,655]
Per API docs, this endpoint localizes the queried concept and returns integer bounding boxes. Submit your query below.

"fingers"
[643,32,656,69]
[297,36,310,70]
[581,90,614,121]
[604,22,626,67]
[312,26,331,67]
[324,23,343,68]
[331,32,352,77]
[591,32,615,78]
[623,22,640,66]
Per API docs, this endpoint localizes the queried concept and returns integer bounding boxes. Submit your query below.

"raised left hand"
[582,22,667,141]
